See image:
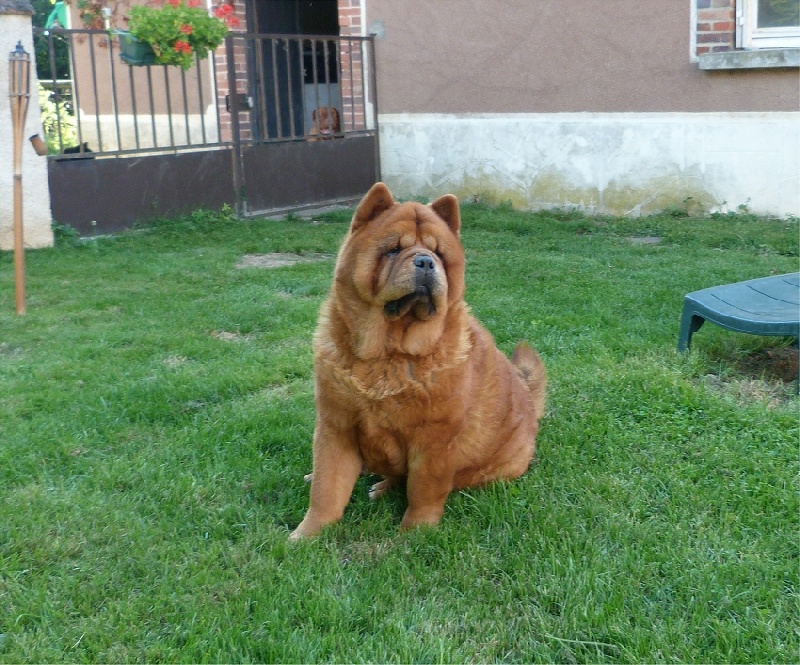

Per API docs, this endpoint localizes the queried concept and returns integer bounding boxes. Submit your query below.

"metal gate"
[37,28,379,234]
[226,31,380,217]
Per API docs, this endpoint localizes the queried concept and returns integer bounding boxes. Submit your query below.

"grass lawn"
[0,203,797,663]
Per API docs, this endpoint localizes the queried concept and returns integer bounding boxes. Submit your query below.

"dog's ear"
[312,109,318,121]
[429,194,461,237]
[352,182,395,231]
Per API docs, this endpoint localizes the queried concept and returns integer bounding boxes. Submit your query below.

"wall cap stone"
[699,48,800,70]
[0,0,34,16]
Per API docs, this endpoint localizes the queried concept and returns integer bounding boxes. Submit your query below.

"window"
[738,0,800,48]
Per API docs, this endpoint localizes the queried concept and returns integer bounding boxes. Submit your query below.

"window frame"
[737,0,800,48]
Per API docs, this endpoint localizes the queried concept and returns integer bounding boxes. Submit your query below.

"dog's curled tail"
[511,343,547,421]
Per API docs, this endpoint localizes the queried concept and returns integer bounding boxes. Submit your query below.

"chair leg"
[678,307,705,352]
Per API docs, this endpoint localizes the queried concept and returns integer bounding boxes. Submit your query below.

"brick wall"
[338,0,366,131]
[215,0,249,142]
[696,0,736,54]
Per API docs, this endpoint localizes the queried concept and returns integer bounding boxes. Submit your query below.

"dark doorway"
[249,0,340,139]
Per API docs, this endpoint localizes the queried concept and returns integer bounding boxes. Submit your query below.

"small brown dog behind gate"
[307,106,341,141]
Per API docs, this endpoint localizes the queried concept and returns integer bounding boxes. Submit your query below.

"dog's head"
[312,106,341,136]
[332,183,465,356]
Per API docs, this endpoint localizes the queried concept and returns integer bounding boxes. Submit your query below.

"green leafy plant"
[126,0,237,71]
[37,82,76,154]
[51,219,81,246]
[76,0,106,28]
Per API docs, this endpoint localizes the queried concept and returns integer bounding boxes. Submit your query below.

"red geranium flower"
[180,23,194,34]
[213,3,233,18]
[173,40,192,54]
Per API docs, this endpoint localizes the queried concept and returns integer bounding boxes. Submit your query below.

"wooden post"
[9,39,30,315]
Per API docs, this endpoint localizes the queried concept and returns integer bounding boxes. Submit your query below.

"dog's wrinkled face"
[377,226,448,322]
[335,183,465,328]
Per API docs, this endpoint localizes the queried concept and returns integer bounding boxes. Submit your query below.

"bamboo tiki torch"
[9,40,31,316]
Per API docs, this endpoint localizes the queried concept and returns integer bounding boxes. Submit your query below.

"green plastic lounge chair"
[678,272,800,351]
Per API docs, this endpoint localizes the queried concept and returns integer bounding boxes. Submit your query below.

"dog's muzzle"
[384,253,439,320]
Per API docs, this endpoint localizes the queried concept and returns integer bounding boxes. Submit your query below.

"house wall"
[364,0,800,216]
[0,9,54,250]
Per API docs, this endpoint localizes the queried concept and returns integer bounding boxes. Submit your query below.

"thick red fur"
[290,183,546,538]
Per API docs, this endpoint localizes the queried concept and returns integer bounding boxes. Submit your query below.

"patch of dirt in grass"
[211,331,254,343]
[627,236,663,245]
[235,253,331,269]
[739,347,799,382]
[164,355,189,368]
[0,342,22,358]
[703,347,799,408]
[340,539,393,566]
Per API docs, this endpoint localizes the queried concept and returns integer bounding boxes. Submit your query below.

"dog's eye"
[385,247,401,258]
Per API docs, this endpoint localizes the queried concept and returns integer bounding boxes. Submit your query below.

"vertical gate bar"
[347,39,355,131]
[47,31,64,152]
[164,66,176,147]
[87,32,104,151]
[108,34,123,151]
[310,38,318,111]
[128,60,141,149]
[180,68,191,145]
[196,51,207,144]
[270,38,282,138]
[334,35,343,134]
[367,35,381,181]
[255,35,269,140]
[323,39,333,128]
[146,66,158,147]
[360,38,366,132]
[297,37,307,137]
[212,52,222,143]
[67,31,85,153]
[226,33,245,215]
[285,38,297,138]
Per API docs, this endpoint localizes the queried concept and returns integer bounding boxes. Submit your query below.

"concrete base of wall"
[0,15,54,250]
[379,112,800,217]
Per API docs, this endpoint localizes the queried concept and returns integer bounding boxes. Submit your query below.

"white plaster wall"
[0,14,54,249]
[76,108,221,152]
[379,112,800,217]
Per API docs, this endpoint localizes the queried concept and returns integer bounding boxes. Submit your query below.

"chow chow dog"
[290,183,546,539]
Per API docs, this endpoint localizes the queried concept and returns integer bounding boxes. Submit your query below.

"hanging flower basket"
[120,0,238,71]
[116,30,158,67]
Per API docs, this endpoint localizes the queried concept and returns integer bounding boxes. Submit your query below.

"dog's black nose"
[414,255,435,271]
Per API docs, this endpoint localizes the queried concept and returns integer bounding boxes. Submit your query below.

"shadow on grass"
[699,338,799,406]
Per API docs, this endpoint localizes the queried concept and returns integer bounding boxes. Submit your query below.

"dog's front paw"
[289,514,323,540]
[288,527,306,541]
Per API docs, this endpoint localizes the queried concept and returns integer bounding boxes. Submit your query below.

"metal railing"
[33,28,377,159]
[34,28,222,158]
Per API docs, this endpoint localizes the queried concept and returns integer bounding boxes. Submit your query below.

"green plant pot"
[116,31,157,66]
